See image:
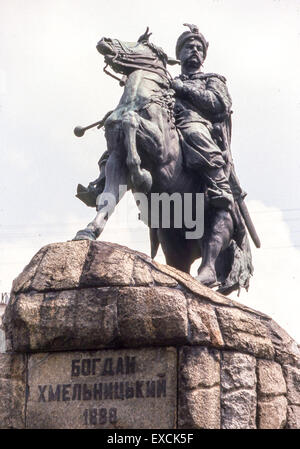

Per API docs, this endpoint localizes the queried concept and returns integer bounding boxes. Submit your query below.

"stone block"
[284,365,300,405]
[258,396,287,429]
[187,299,223,346]
[257,360,286,397]
[287,405,300,429]
[80,242,178,288]
[267,319,300,368]
[25,241,90,292]
[221,352,257,429]
[0,353,26,429]
[178,347,220,429]
[216,307,275,359]
[4,288,119,352]
[12,245,49,293]
[178,386,220,429]
[11,241,178,294]
[26,347,177,429]
[221,389,256,429]
[221,351,256,392]
[117,287,188,346]
[180,346,220,389]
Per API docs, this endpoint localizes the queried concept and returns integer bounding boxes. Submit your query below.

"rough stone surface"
[257,360,286,397]
[12,241,178,293]
[221,389,256,429]
[221,352,256,392]
[267,319,300,368]
[284,365,300,406]
[80,242,147,287]
[1,241,300,429]
[0,353,26,429]
[3,241,282,357]
[178,387,220,429]
[221,352,257,429]
[216,307,274,359]
[187,298,224,347]
[117,287,188,347]
[178,347,220,429]
[4,289,119,352]
[26,347,177,429]
[14,241,90,293]
[152,261,235,307]
[287,405,300,429]
[11,246,49,294]
[258,396,287,429]
[4,286,189,352]
[180,346,220,389]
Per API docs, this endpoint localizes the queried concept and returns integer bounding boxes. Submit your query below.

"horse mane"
[145,42,168,67]
[138,27,168,66]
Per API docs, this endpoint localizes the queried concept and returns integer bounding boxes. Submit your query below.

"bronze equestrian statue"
[74,25,260,295]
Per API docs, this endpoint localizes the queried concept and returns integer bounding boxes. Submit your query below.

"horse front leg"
[122,111,152,193]
[73,152,128,241]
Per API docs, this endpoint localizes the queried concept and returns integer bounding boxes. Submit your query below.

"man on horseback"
[171,23,234,210]
[76,24,235,212]
[73,26,260,293]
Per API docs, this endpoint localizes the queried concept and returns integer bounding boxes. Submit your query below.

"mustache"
[190,52,201,58]
[183,50,201,58]
[185,53,202,62]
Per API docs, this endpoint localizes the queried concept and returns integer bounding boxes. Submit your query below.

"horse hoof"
[73,229,97,241]
[207,280,221,289]
[194,267,219,288]
[194,275,220,289]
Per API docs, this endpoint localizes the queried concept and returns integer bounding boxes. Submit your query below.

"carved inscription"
[71,356,136,377]
[26,347,177,429]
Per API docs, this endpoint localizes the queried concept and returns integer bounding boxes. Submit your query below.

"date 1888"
[83,408,117,426]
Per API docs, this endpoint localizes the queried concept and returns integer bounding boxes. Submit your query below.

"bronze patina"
[74,25,260,294]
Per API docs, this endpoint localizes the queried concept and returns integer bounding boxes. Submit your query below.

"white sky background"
[1,0,300,340]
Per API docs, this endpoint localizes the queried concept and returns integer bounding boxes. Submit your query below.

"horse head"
[96,28,178,76]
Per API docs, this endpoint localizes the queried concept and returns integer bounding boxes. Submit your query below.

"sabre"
[73,110,113,137]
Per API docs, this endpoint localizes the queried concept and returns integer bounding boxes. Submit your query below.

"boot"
[205,167,234,209]
[76,151,109,208]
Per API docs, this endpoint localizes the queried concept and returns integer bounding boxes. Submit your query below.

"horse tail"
[149,228,159,259]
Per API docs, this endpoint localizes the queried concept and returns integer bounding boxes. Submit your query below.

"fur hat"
[175,23,209,60]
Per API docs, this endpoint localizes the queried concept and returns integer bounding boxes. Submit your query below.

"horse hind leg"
[196,210,233,287]
[158,229,194,274]
[122,111,152,193]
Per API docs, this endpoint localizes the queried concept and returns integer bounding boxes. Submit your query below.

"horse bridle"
[103,43,173,86]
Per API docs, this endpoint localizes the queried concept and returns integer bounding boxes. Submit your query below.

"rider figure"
[77,24,234,211]
[172,24,234,209]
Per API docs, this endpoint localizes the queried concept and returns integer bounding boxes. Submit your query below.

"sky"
[1,0,300,341]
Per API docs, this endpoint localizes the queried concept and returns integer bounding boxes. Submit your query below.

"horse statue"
[73,28,259,295]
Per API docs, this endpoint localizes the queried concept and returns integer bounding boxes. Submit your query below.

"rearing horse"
[74,29,253,294]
